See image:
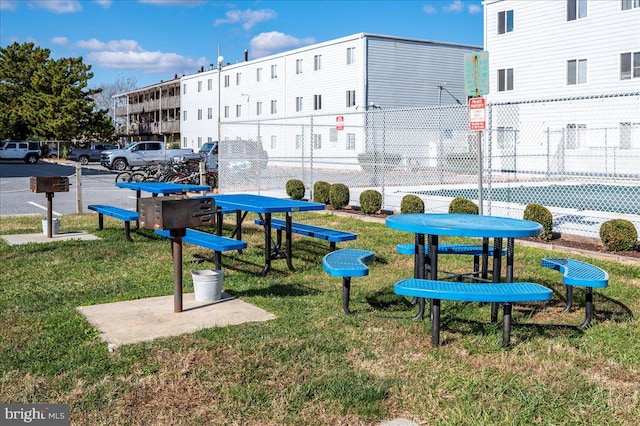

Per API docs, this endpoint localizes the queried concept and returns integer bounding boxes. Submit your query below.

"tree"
[0,42,113,141]
[91,75,138,119]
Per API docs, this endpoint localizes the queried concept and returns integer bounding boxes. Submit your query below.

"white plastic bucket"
[42,218,61,236]
[191,269,224,302]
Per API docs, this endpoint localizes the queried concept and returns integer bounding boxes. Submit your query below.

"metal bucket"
[191,269,223,302]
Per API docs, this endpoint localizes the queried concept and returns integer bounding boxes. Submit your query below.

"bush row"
[284,180,639,252]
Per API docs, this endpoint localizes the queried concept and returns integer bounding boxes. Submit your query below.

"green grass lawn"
[1,212,639,425]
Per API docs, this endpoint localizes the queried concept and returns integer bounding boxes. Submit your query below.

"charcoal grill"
[29,176,70,238]
[138,196,215,312]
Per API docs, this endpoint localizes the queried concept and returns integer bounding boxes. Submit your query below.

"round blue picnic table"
[386,213,542,321]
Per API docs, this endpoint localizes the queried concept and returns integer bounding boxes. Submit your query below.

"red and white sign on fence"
[469,97,486,131]
[336,115,344,130]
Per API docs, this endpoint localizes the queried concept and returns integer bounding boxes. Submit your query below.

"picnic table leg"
[502,303,512,347]
[428,234,439,323]
[413,233,426,321]
[561,285,574,313]
[481,237,490,280]
[431,298,441,346]
[260,213,272,276]
[285,212,295,271]
[491,238,503,323]
[580,287,594,329]
[124,221,133,242]
[170,231,185,313]
[342,277,352,315]
[98,213,104,230]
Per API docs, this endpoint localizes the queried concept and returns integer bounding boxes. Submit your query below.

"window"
[224,75,230,87]
[183,110,187,121]
[208,79,212,90]
[236,105,241,117]
[314,54,322,71]
[620,52,640,80]
[566,123,586,149]
[224,106,229,118]
[236,73,241,85]
[256,102,262,116]
[183,84,187,94]
[346,133,356,150]
[271,100,277,114]
[620,122,640,149]
[271,64,278,79]
[567,0,587,21]
[197,109,202,120]
[296,59,303,74]
[270,135,277,149]
[312,134,322,149]
[497,127,515,149]
[497,68,514,91]
[183,137,187,147]
[296,97,303,112]
[346,90,356,108]
[197,137,202,148]
[295,134,303,150]
[497,10,514,34]
[208,107,213,119]
[622,0,640,10]
[330,128,338,142]
[198,81,202,92]
[314,95,322,110]
[567,59,587,85]
[257,67,262,81]
[347,47,356,65]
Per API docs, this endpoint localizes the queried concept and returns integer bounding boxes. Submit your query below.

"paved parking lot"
[0,159,134,217]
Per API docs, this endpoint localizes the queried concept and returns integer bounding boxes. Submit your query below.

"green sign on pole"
[464,51,490,96]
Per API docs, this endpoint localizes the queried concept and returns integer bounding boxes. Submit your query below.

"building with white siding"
[179,33,481,157]
[483,0,640,171]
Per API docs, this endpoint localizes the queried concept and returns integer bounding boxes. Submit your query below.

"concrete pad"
[1,231,100,245]
[77,292,276,350]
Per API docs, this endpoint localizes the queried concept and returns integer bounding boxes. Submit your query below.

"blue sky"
[1,0,484,89]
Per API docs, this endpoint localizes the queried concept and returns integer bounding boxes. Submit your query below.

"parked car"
[0,141,41,164]
[100,141,193,171]
[67,142,118,165]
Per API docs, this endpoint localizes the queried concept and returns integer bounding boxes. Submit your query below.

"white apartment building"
[483,0,640,175]
[180,33,481,161]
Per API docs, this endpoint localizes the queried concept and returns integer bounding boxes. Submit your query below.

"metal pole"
[478,129,484,215]
[46,192,54,238]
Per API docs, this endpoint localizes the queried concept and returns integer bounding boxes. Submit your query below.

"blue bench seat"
[541,258,609,328]
[155,228,247,270]
[255,218,357,251]
[88,204,139,241]
[323,248,375,314]
[394,278,552,346]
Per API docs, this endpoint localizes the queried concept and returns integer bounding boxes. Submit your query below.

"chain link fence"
[220,92,640,239]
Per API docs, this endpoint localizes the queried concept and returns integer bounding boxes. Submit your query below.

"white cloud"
[422,5,437,14]
[214,9,277,30]
[28,0,82,13]
[94,0,112,8]
[443,0,464,13]
[468,4,482,14]
[51,36,69,45]
[75,37,207,75]
[249,32,315,59]
[0,0,18,11]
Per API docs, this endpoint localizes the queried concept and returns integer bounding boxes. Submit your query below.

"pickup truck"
[100,141,193,171]
[67,142,118,165]
[0,141,41,164]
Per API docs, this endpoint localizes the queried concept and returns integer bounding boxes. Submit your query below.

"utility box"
[138,196,214,230]
[30,176,70,193]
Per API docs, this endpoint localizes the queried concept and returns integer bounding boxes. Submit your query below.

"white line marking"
[27,202,63,216]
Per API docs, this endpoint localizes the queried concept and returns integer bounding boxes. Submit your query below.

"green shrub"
[329,183,350,210]
[285,179,305,200]
[359,190,382,215]
[448,197,479,215]
[523,203,554,241]
[599,219,638,252]
[313,181,331,204]
[400,195,425,214]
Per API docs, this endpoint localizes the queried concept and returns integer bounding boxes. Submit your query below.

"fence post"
[75,162,83,214]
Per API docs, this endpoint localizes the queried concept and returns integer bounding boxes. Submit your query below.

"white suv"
[0,141,42,164]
